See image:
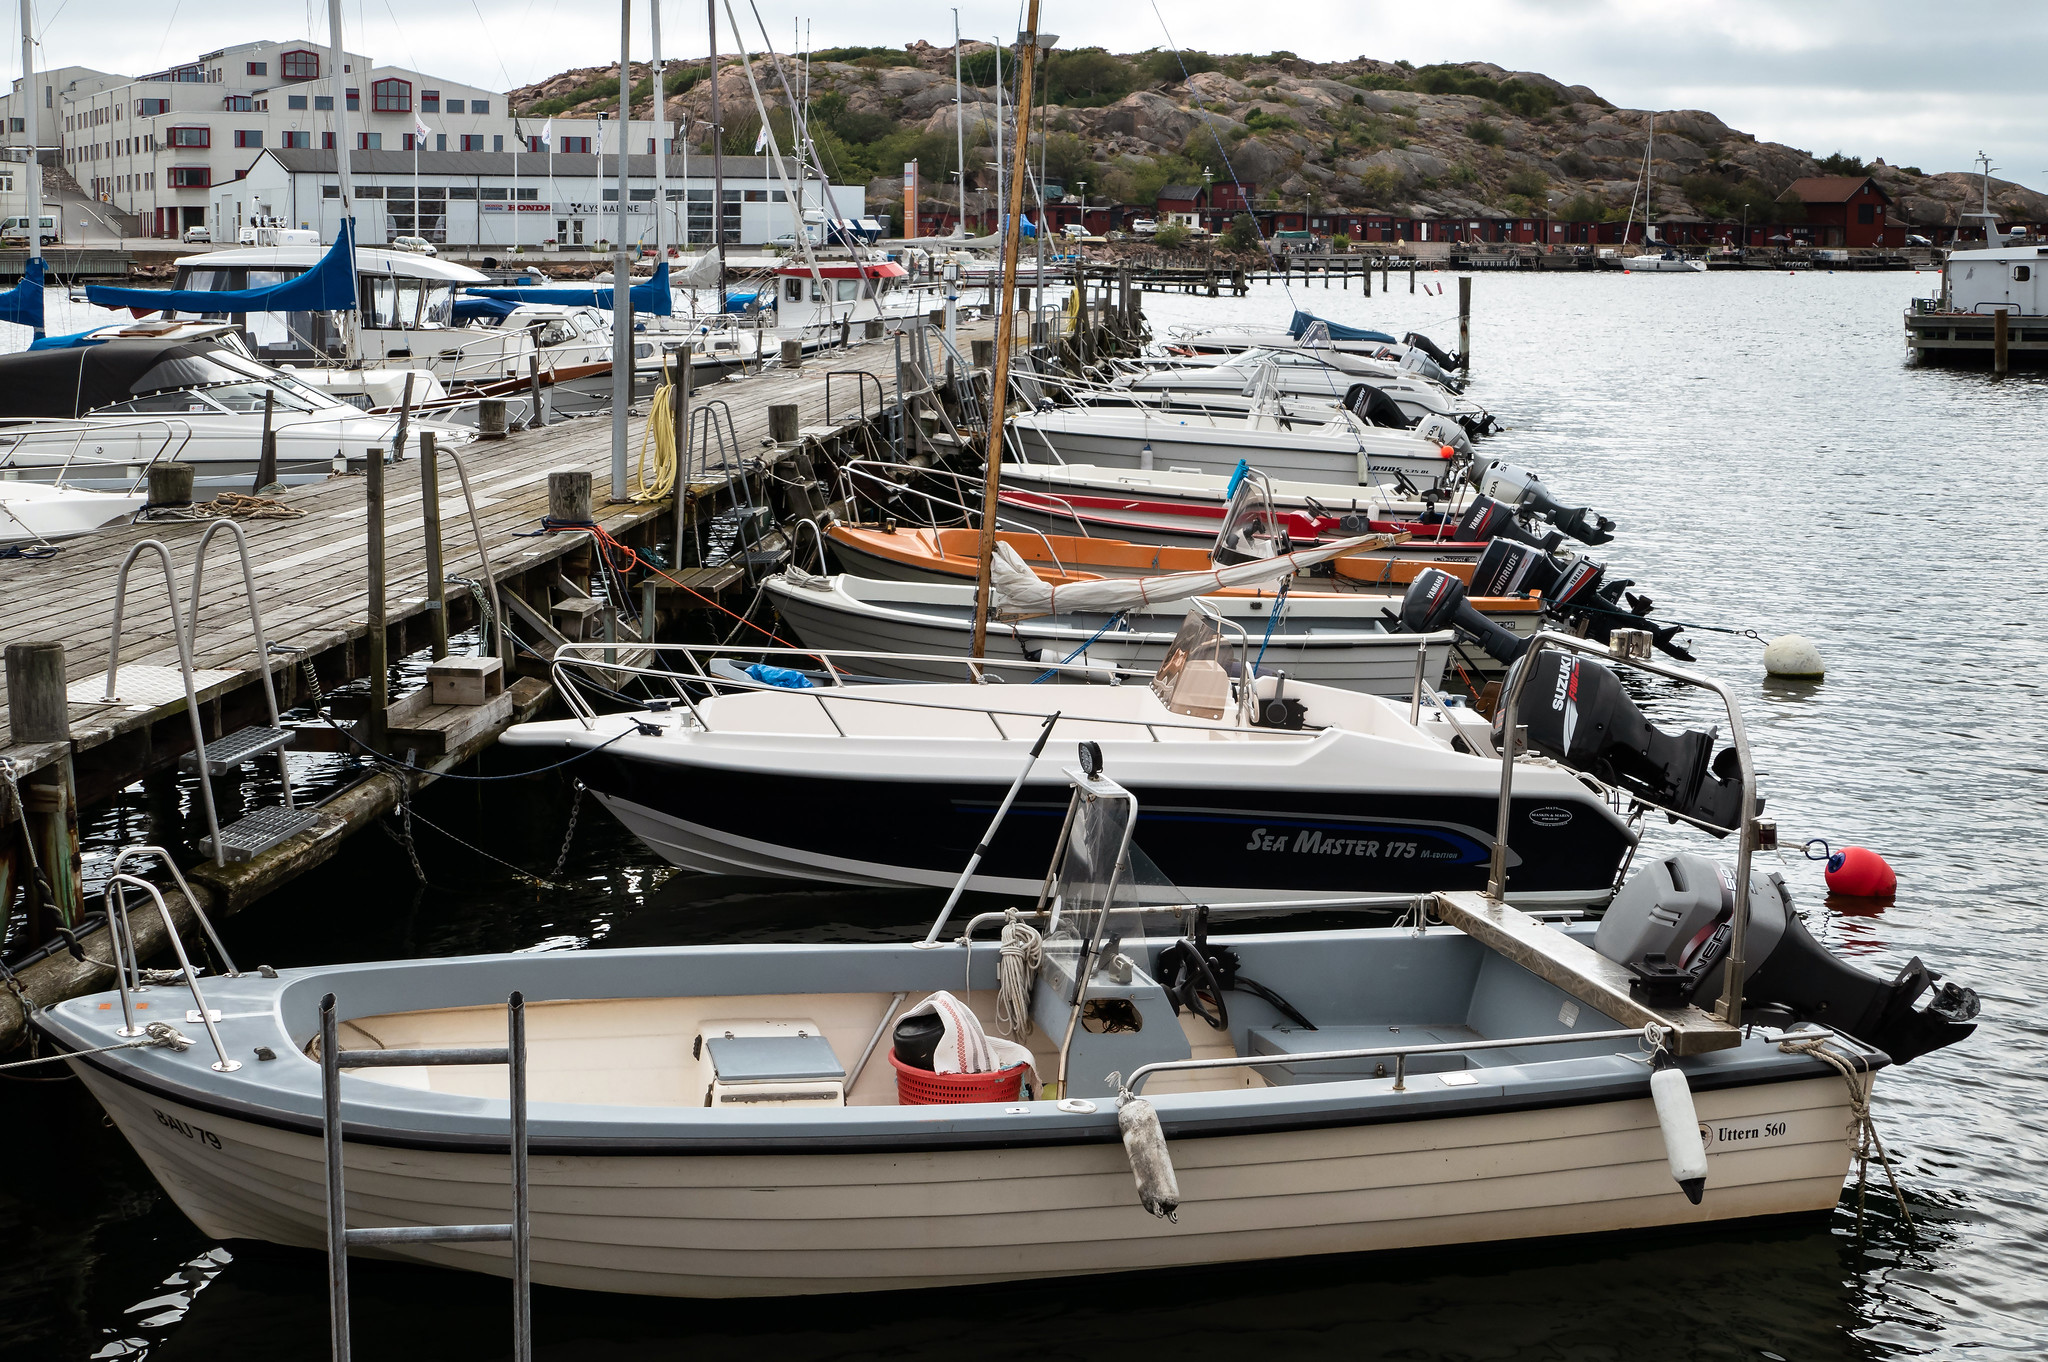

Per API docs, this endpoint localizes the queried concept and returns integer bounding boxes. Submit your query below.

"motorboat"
[0,478,147,546]
[1114,346,1494,434]
[1623,249,1708,274]
[0,329,475,490]
[40,635,1979,1298]
[1165,314,1467,389]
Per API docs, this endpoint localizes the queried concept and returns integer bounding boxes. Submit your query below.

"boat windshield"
[90,350,332,415]
[1041,768,1184,1004]
[1211,469,1288,565]
[1149,603,1251,723]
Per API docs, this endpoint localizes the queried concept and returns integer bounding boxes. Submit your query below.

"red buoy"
[1825,846,1897,898]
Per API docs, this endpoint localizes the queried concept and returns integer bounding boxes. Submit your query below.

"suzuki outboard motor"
[1597,853,1980,1064]
[1501,650,1746,834]
[1453,496,1565,552]
[1396,568,1529,666]
[1341,382,1415,430]
[1466,457,1616,546]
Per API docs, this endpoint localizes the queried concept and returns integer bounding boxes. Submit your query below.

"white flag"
[413,116,430,144]
[753,121,768,154]
[595,120,604,159]
[539,118,553,150]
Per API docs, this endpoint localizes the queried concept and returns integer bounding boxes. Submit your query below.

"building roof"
[1780,175,1890,204]
[260,148,827,181]
[1156,184,1202,202]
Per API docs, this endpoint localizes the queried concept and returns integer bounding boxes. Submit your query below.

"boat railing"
[547,641,1318,747]
[835,459,1081,570]
[0,417,197,489]
[1118,1023,1665,1098]
[824,370,885,427]
[100,868,241,1073]
[1488,630,1762,1028]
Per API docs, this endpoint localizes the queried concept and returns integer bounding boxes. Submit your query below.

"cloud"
[24,0,2045,190]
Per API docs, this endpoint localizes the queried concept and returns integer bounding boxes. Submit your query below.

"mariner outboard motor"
[1465,457,1616,546]
[1597,853,1980,1064]
[1397,568,1529,666]
[1470,539,1692,660]
[1453,496,1566,553]
[1501,649,1746,835]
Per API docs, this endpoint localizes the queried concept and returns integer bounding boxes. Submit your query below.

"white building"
[1,38,737,240]
[228,149,864,250]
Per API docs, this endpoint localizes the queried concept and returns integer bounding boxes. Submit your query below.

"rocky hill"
[510,45,2048,230]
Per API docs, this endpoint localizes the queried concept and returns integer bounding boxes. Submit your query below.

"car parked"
[1132,218,1159,236]
[389,236,438,256]
[180,224,211,244]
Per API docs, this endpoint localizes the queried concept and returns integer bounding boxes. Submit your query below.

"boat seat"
[1247,1024,1481,1085]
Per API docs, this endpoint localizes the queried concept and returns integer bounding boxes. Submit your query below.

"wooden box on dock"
[428,656,504,707]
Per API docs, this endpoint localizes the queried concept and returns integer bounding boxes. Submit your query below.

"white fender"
[1651,1065,1709,1204]
[1118,1097,1182,1222]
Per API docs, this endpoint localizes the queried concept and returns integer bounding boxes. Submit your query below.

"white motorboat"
[1165,314,1467,389]
[1623,249,1709,273]
[1116,346,1494,433]
[0,478,146,545]
[41,642,1977,1298]
[0,330,475,489]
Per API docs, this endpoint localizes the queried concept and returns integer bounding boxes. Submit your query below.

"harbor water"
[1,267,2044,1359]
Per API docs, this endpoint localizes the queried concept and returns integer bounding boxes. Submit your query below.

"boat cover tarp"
[989,532,1393,618]
[84,220,360,315]
[451,295,521,323]
[0,339,240,419]
[27,329,107,351]
[1288,310,1396,345]
[467,261,673,316]
[0,258,45,332]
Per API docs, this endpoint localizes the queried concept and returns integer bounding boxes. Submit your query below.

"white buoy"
[1118,1097,1182,1221]
[1651,1065,1709,1204]
[1763,633,1826,678]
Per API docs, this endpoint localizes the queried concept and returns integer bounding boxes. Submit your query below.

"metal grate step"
[179,725,294,776]
[198,806,321,863]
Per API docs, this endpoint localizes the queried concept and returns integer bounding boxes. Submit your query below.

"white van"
[0,214,57,247]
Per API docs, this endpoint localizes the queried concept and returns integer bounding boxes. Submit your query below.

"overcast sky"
[25,0,2046,190]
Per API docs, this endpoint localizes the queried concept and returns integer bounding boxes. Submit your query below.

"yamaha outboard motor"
[1597,853,1980,1064]
[1396,568,1529,666]
[1466,457,1616,546]
[1453,496,1565,553]
[1341,382,1415,430]
[1501,650,1746,835]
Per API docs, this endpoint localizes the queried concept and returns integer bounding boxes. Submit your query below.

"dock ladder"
[319,991,531,1362]
[100,521,318,865]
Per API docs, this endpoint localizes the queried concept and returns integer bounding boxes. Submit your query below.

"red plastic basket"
[889,1052,1029,1105]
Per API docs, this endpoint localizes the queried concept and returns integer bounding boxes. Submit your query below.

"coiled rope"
[995,909,1044,1039]
[0,1021,196,1075]
[1779,1032,1911,1227]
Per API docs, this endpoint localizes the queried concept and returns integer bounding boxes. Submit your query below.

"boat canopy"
[467,261,673,316]
[451,295,521,323]
[772,261,908,281]
[84,221,359,316]
[0,339,290,419]
[0,258,45,332]
[1288,311,1397,345]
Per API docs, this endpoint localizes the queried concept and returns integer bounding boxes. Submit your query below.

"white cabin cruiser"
[0,330,474,489]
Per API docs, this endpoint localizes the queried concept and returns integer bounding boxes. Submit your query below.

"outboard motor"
[1396,568,1529,666]
[1597,853,1980,1064]
[1466,457,1615,546]
[1471,539,1692,660]
[1453,496,1565,552]
[1415,413,1475,457]
[1341,382,1415,429]
[1501,650,1746,835]
[1402,331,1461,374]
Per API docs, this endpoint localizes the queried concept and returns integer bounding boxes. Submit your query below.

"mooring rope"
[1779,1032,1912,1228]
[995,908,1044,1039]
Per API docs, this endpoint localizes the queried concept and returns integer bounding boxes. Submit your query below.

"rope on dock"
[141,493,306,522]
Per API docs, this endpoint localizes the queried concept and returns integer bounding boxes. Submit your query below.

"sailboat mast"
[611,0,633,501]
[652,0,666,265]
[708,0,726,310]
[968,6,1042,661]
[325,0,359,365]
[953,10,965,234]
[19,0,39,283]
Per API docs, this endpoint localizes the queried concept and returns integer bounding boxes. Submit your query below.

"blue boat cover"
[1288,310,1396,344]
[468,261,672,316]
[451,295,521,323]
[724,288,770,315]
[28,328,106,350]
[85,220,361,316]
[0,258,45,333]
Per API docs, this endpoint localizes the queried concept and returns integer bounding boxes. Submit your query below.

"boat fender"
[1650,1057,1709,1205]
[1117,1096,1182,1222]
[1806,840,1895,898]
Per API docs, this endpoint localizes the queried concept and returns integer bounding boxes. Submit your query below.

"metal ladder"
[320,991,531,1362]
[102,522,317,866]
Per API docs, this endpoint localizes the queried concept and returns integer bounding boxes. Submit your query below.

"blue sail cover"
[0,258,45,332]
[466,261,673,316]
[451,295,521,323]
[1288,310,1396,345]
[84,220,360,315]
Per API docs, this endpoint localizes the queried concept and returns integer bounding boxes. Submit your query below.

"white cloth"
[901,990,1036,1076]
[988,532,1392,620]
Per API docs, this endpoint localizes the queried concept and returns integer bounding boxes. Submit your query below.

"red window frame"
[461,134,484,152]
[167,165,211,188]
[371,78,412,113]
[233,129,261,148]
[281,49,319,80]
[166,125,209,148]
[283,130,310,149]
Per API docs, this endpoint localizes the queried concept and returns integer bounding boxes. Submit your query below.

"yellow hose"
[634,373,680,503]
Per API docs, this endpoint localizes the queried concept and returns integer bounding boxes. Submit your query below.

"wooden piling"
[1995,309,2009,375]
[768,403,799,444]
[365,448,389,753]
[478,398,509,441]
[5,643,67,746]
[1409,266,1416,294]
[7,642,81,933]
[1459,276,1472,373]
[973,338,994,369]
[419,431,448,661]
[529,354,546,427]
[146,461,194,507]
[253,389,278,493]
[548,469,595,523]
[780,338,802,370]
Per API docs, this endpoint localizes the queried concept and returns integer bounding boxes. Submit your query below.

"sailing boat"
[1620,114,1706,273]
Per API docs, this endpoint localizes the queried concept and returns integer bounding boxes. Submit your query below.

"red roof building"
[1778,175,1902,249]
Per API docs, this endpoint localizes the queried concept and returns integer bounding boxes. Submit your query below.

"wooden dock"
[0,315,1041,1046]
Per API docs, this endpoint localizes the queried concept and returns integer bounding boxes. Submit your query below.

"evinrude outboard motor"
[1597,853,1980,1064]
[1453,496,1565,552]
[1396,568,1529,666]
[1465,457,1616,546]
[1501,649,1746,834]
